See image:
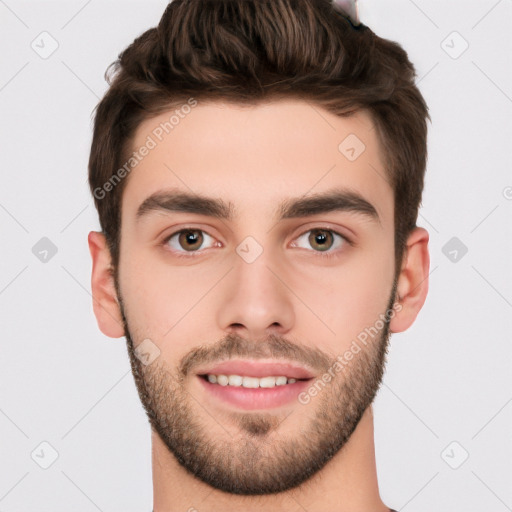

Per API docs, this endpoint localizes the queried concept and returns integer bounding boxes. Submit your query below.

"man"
[88,0,430,510]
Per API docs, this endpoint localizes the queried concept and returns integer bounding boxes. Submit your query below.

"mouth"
[198,374,309,387]
[195,359,315,410]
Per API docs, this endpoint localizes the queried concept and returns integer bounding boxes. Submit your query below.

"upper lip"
[195,359,315,379]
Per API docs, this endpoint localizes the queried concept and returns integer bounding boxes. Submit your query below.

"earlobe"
[390,227,430,333]
[88,231,125,338]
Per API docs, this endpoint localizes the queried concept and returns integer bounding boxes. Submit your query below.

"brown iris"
[308,229,334,252]
[178,229,204,251]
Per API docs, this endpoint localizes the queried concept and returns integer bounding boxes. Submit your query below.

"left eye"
[291,228,347,254]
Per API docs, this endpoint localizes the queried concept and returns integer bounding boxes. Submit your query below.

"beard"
[116,278,398,496]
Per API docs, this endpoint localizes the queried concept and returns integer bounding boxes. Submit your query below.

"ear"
[88,231,125,338]
[390,227,430,333]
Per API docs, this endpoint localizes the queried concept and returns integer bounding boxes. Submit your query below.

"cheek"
[289,246,394,347]
[118,249,224,344]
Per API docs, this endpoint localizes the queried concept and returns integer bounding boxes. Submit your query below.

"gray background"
[1,0,511,510]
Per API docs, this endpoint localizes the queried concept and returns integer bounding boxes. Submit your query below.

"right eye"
[162,228,220,257]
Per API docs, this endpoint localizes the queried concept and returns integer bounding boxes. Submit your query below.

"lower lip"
[197,376,312,410]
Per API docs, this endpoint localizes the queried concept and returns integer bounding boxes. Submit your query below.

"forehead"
[121,99,393,227]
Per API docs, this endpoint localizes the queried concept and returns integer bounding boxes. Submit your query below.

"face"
[112,99,400,494]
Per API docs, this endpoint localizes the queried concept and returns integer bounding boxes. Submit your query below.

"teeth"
[242,376,260,388]
[228,375,243,386]
[259,376,275,388]
[205,374,299,387]
[217,375,229,386]
[275,376,288,386]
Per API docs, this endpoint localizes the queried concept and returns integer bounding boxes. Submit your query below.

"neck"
[152,405,390,512]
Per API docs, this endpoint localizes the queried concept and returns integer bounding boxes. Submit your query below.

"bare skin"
[89,99,429,512]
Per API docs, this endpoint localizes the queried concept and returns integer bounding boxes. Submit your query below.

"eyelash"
[161,226,353,260]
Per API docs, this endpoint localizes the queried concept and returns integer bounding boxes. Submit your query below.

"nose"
[215,246,295,341]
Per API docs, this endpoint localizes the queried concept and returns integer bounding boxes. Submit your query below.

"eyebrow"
[136,188,381,225]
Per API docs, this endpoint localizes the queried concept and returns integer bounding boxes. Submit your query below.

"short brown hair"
[88,0,430,274]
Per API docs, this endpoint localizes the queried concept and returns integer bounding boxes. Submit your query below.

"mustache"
[178,332,334,378]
